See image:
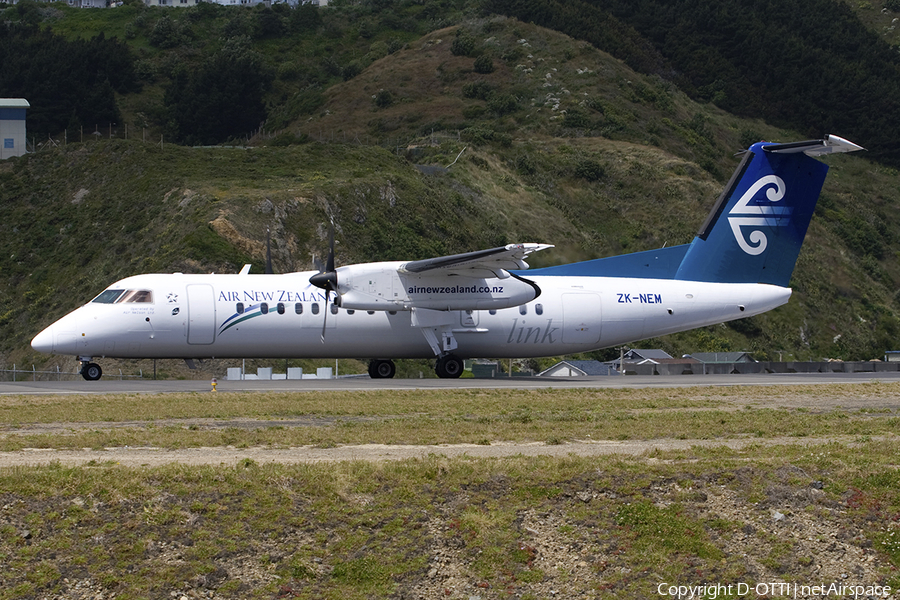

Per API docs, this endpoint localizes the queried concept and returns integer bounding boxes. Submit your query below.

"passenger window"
[92,289,125,304]
[295,303,303,314]
[261,303,269,315]
[236,302,244,314]
[312,303,320,315]
[330,304,339,315]
[519,305,527,315]
[277,303,285,315]
[489,309,497,315]
[347,309,355,315]
[367,310,375,315]
[535,304,543,315]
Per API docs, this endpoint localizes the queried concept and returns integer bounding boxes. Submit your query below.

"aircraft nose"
[31,325,55,354]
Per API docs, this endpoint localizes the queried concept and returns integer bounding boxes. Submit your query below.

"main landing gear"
[368,359,396,379]
[434,354,463,379]
[80,361,103,381]
[367,355,464,379]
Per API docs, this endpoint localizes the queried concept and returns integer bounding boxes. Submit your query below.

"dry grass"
[1,383,899,598]
[0,384,898,450]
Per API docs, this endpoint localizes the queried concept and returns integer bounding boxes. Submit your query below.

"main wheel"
[435,354,463,379]
[81,362,102,381]
[368,359,396,379]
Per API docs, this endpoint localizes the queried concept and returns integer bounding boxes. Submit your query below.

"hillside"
[2,3,900,376]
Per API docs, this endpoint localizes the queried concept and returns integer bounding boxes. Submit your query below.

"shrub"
[462,81,492,100]
[563,110,591,129]
[342,61,362,81]
[515,154,536,176]
[474,55,494,74]
[451,34,476,57]
[574,159,604,181]
[487,93,517,115]
[462,105,486,119]
[374,89,394,108]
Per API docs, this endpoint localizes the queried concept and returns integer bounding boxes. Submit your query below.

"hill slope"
[3,12,900,376]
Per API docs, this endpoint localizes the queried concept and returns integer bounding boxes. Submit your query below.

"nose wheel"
[368,359,396,379]
[80,361,102,381]
[435,354,463,379]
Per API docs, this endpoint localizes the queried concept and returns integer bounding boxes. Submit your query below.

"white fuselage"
[32,271,791,360]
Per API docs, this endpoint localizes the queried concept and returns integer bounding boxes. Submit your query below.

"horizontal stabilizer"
[760,134,864,156]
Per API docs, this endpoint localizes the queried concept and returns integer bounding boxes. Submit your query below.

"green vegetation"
[3,1,900,370]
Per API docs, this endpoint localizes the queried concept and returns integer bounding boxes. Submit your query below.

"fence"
[0,365,144,382]
[26,122,464,157]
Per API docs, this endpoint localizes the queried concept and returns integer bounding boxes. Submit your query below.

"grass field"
[1,384,898,599]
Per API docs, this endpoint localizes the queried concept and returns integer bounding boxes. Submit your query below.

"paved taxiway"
[1,371,899,394]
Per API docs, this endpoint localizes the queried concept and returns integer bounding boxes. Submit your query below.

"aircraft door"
[186,284,216,345]
[561,293,601,345]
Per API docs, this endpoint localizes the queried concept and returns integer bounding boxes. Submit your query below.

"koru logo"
[727,175,791,255]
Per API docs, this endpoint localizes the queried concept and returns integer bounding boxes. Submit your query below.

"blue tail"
[520,135,861,284]
[673,135,862,286]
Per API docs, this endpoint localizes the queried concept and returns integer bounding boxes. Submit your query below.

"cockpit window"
[117,290,153,303]
[92,289,125,304]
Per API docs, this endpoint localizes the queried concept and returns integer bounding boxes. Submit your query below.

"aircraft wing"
[400,243,553,278]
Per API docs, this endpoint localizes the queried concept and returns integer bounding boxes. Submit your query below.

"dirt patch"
[0,435,887,468]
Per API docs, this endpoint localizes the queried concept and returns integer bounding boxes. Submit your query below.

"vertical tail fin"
[674,135,863,286]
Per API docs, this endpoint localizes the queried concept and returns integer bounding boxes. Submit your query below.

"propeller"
[309,222,338,342]
[265,228,274,275]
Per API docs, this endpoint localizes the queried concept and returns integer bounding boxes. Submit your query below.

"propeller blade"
[325,222,335,273]
[311,219,339,343]
[320,291,329,343]
[309,220,338,291]
[265,228,274,275]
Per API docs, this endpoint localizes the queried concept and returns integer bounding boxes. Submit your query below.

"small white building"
[68,0,109,7]
[142,0,200,6]
[0,99,29,160]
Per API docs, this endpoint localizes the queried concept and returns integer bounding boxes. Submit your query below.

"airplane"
[31,135,863,380]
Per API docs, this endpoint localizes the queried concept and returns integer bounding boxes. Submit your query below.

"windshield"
[91,289,153,304]
[92,289,125,304]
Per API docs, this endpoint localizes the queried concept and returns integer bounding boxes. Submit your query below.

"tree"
[0,24,138,137]
[164,37,273,145]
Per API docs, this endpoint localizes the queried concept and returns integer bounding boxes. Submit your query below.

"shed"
[538,360,617,377]
[623,349,673,362]
[688,352,755,364]
[0,99,29,160]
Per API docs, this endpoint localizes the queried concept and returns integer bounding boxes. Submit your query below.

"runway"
[2,370,899,394]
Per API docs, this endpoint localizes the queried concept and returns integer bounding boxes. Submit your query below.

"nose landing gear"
[368,359,396,379]
[80,361,103,381]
